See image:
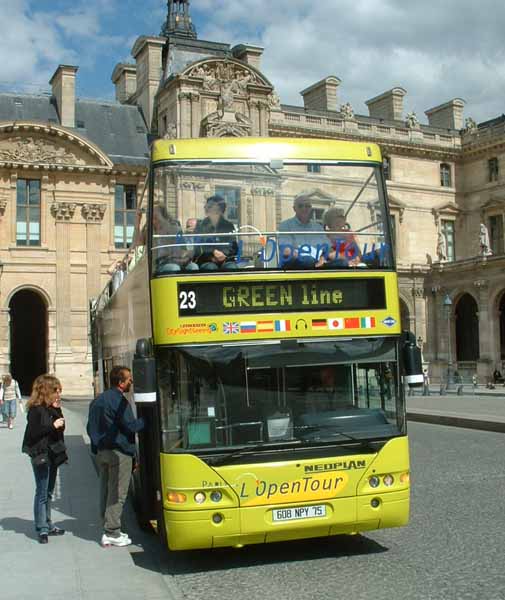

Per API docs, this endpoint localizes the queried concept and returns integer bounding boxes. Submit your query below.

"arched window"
[440,163,452,187]
[455,294,479,361]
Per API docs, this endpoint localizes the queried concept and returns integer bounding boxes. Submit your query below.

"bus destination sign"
[177,278,386,317]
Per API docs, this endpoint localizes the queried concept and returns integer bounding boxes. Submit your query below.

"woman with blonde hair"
[22,374,68,544]
[0,373,21,429]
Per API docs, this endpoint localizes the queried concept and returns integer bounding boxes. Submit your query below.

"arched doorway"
[455,293,479,361]
[400,298,410,331]
[499,292,505,360]
[9,289,48,395]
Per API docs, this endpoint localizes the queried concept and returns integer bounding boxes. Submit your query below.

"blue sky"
[1,0,505,123]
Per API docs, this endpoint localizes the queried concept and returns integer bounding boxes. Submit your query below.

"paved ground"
[1,399,504,600]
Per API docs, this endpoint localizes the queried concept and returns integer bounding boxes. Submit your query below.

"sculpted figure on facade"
[163,122,177,139]
[405,112,420,130]
[436,229,447,262]
[464,117,477,133]
[340,102,355,121]
[0,136,85,166]
[268,91,281,110]
[479,222,492,256]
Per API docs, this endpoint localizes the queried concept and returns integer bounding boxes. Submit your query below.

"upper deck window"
[150,161,393,274]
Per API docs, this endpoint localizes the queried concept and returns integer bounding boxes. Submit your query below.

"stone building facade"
[1,0,504,394]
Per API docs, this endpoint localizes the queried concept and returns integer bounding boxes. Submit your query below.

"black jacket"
[193,216,238,265]
[22,405,65,457]
[86,388,144,456]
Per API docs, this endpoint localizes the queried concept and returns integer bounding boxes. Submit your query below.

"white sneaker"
[101,533,131,547]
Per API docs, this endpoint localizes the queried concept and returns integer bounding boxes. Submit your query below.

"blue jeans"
[32,461,58,534]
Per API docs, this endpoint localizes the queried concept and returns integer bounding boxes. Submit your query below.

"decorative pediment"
[0,122,113,172]
[480,196,505,216]
[432,201,461,227]
[183,58,272,93]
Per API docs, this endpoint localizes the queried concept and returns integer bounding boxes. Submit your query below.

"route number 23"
[179,290,196,310]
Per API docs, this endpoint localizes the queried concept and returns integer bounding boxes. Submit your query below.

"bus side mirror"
[133,338,157,403]
[401,331,423,387]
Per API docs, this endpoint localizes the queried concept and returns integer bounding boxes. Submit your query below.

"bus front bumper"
[162,489,409,551]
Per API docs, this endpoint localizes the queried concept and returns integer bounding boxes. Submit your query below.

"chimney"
[365,87,406,121]
[231,44,264,71]
[131,36,165,129]
[300,77,341,112]
[425,98,466,130]
[49,65,78,128]
[111,63,137,104]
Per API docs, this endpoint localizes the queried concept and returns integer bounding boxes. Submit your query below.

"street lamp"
[443,294,453,390]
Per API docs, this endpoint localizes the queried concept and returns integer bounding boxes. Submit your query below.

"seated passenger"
[278,195,332,269]
[152,205,198,273]
[322,207,361,266]
[193,196,238,271]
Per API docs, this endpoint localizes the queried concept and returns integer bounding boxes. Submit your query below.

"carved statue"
[464,117,477,133]
[340,102,355,121]
[162,122,177,139]
[405,112,420,130]
[436,229,447,262]
[479,222,492,256]
[268,91,281,109]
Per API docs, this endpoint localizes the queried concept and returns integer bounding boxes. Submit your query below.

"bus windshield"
[150,162,392,274]
[157,338,404,454]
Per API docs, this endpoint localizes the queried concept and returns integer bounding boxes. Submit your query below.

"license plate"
[272,505,326,522]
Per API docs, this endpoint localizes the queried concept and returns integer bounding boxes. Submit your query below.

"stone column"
[178,92,192,138]
[189,92,201,138]
[82,203,107,302]
[51,202,76,355]
[475,280,492,379]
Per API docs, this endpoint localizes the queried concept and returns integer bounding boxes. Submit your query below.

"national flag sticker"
[240,321,257,333]
[223,322,239,335]
[311,319,327,330]
[257,320,274,332]
[360,317,376,329]
[327,318,344,330]
[274,320,291,332]
[382,316,397,328]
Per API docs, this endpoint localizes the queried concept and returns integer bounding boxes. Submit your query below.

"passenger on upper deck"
[323,207,361,266]
[278,194,330,269]
[152,205,198,273]
[193,195,238,271]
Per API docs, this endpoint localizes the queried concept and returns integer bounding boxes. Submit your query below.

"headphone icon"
[295,319,308,330]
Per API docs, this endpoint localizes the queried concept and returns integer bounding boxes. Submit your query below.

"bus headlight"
[369,476,380,488]
[210,490,223,502]
[383,474,394,487]
[194,492,206,504]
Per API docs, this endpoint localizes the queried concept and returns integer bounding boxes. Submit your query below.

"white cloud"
[0,0,125,93]
[196,0,505,122]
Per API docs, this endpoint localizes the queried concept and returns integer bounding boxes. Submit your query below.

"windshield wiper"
[206,440,300,466]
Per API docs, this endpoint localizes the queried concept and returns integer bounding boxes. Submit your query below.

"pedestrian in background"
[422,369,430,396]
[22,374,68,544]
[87,365,144,547]
[1,373,22,429]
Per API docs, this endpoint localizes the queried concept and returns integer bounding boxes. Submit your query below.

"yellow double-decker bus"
[91,137,420,551]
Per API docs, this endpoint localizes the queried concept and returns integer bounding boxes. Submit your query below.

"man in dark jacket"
[193,195,238,270]
[87,365,144,547]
